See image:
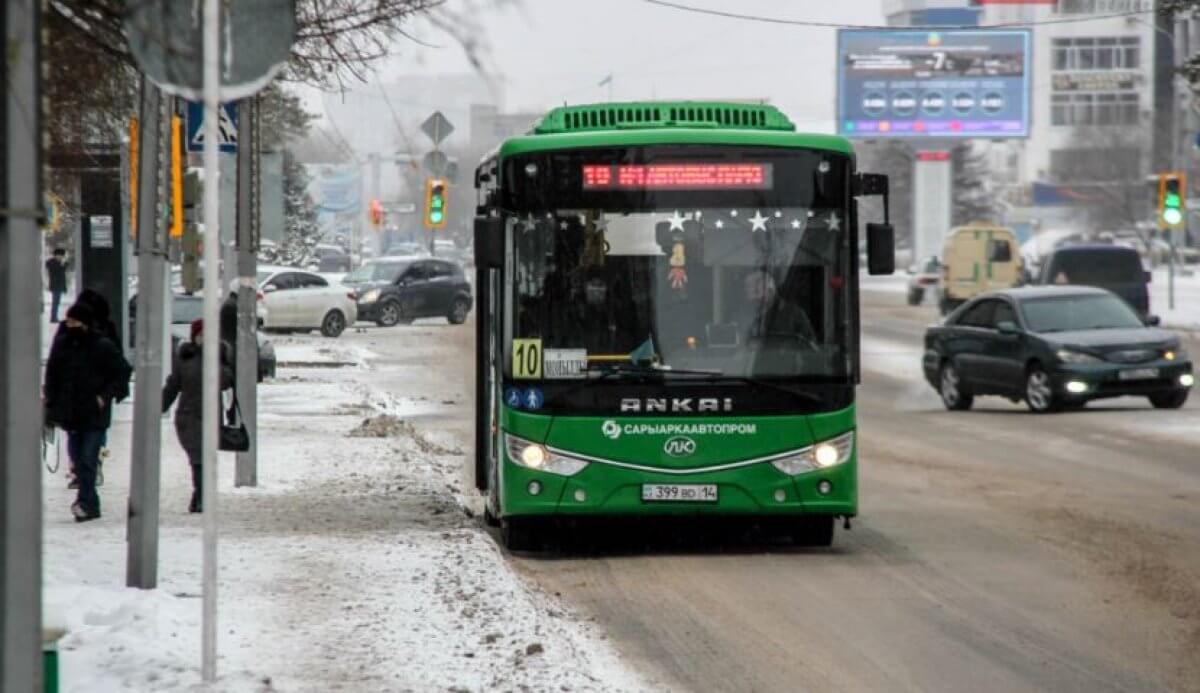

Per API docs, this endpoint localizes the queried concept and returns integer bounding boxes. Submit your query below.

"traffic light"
[369,199,384,229]
[1158,172,1186,229]
[424,178,448,230]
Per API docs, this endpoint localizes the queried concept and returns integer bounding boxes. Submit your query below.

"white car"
[256,266,357,338]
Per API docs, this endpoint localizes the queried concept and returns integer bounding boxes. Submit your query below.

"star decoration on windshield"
[774,210,783,218]
[827,212,841,232]
[715,219,725,229]
[559,220,569,231]
[666,210,686,231]
[791,218,804,230]
[592,216,609,233]
[730,210,739,217]
[749,210,769,232]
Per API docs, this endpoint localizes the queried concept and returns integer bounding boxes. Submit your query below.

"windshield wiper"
[583,362,722,380]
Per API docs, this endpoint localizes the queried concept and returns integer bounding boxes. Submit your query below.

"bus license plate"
[1119,368,1159,381]
[641,484,718,502]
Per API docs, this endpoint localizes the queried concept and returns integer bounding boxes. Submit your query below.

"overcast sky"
[305,1,886,134]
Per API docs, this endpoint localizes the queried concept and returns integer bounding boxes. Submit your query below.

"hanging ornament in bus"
[668,236,688,290]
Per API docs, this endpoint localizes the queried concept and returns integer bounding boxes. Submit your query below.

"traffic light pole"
[234,97,258,488]
[127,79,168,589]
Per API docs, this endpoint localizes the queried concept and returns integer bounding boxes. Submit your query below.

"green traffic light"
[1163,207,1184,225]
[430,210,444,223]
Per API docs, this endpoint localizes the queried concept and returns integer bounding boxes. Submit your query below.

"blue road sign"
[186,101,239,153]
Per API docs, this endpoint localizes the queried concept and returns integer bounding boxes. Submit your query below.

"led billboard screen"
[837,29,1031,138]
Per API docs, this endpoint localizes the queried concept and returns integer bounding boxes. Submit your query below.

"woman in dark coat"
[162,319,233,513]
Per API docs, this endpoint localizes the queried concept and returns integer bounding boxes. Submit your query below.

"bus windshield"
[511,206,850,380]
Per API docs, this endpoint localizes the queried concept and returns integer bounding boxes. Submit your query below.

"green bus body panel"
[499,406,857,517]
[497,129,855,160]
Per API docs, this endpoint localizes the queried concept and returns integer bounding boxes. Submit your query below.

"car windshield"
[1021,294,1145,332]
[344,261,407,283]
[256,270,275,285]
[172,296,205,324]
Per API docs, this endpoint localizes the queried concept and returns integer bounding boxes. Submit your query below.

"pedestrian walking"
[57,288,131,489]
[45,247,68,322]
[162,319,233,513]
[43,302,132,522]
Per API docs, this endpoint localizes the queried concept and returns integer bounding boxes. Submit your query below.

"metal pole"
[1,0,43,689]
[201,0,221,681]
[127,80,167,589]
[235,97,257,487]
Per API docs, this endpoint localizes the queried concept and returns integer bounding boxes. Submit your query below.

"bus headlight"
[770,432,855,475]
[505,434,589,476]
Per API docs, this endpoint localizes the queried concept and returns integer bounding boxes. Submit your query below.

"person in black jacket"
[43,302,132,522]
[162,319,233,513]
[45,248,68,322]
[56,288,131,488]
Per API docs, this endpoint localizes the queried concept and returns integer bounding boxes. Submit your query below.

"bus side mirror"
[866,223,895,275]
[474,217,504,269]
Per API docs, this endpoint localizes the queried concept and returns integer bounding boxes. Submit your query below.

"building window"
[1051,36,1140,71]
[1052,93,1139,126]
[1056,0,1153,14]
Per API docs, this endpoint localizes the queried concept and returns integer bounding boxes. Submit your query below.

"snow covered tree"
[952,145,998,226]
[278,152,321,267]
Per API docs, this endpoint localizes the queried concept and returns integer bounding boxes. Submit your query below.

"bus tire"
[502,517,539,552]
[791,516,834,547]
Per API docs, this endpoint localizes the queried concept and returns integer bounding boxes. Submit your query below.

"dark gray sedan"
[922,286,1193,412]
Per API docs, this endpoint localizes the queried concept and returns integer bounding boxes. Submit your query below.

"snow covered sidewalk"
[43,339,645,692]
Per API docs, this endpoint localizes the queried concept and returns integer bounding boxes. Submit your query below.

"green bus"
[472,102,894,550]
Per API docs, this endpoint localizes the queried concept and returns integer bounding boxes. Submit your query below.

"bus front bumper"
[501,456,857,518]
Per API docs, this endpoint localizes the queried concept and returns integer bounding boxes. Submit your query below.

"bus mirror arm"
[856,173,895,275]
[474,216,504,268]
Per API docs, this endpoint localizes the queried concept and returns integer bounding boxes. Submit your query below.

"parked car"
[128,292,276,381]
[906,256,941,306]
[1035,244,1150,316]
[256,266,358,337]
[923,286,1193,413]
[939,223,1024,315]
[309,243,352,273]
[350,257,473,326]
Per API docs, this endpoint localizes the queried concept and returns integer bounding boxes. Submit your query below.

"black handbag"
[219,396,250,452]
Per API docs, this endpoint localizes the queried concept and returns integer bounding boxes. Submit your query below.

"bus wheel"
[791,516,834,547]
[502,517,539,552]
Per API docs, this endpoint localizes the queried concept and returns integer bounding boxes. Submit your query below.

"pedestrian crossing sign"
[186,101,238,153]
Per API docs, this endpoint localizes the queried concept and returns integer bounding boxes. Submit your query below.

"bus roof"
[494,101,854,159]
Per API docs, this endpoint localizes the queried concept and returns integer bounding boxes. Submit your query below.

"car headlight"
[1056,349,1102,364]
[505,434,589,476]
[770,432,855,476]
[360,288,380,303]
